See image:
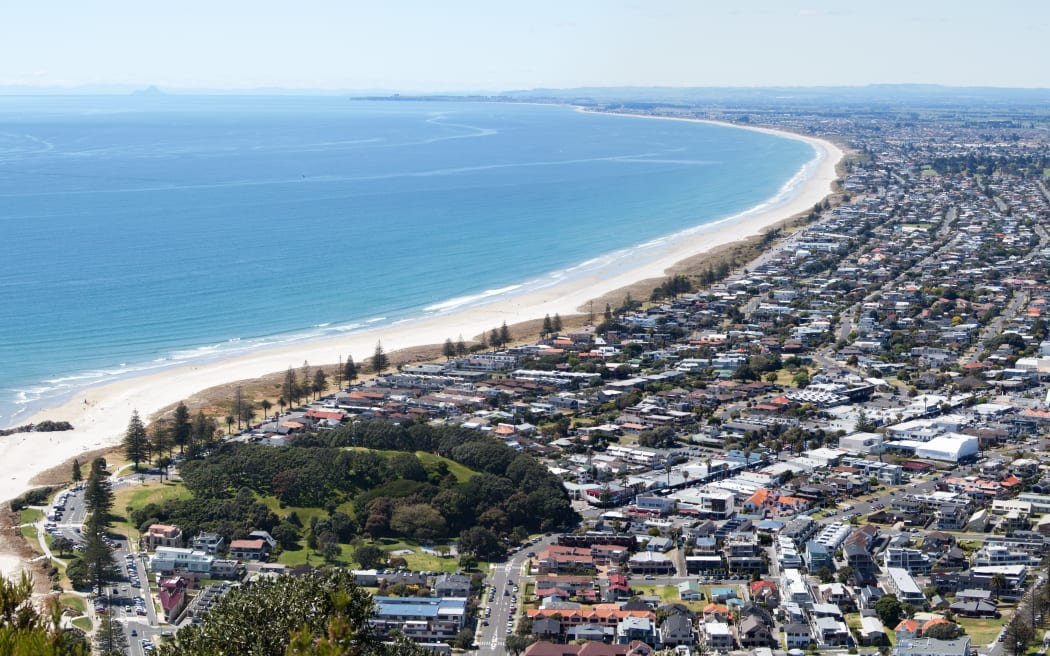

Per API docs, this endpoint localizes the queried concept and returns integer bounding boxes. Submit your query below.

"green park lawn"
[343,448,478,483]
[958,611,1012,646]
[71,617,92,633]
[112,481,193,540]
[60,594,86,615]
[277,537,460,574]
[20,508,43,525]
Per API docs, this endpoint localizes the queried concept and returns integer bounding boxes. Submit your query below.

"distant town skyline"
[2,0,1049,92]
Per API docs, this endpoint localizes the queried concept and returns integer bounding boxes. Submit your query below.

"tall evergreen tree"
[172,402,191,454]
[71,459,81,484]
[455,336,467,357]
[300,361,313,402]
[83,464,113,529]
[343,356,358,386]
[122,411,148,470]
[372,341,389,375]
[442,338,456,360]
[150,419,172,458]
[283,367,300,408]
[552,313,563,332]
[541,314,553,336]
[312,368,328,399]
[499,321,511,347]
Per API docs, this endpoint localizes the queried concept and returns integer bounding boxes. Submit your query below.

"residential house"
[158,577,189,622]
[702,621,734,651]
[435,573,472,598]
[617,616,656,646]
[813,616,851,646]
[783,623,812,649]
[190,531,224,555]
[738,615,775,648]
[142,524,183,551]
[659,613,694,646]
[228,538,270,562]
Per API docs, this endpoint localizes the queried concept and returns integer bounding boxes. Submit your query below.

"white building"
[838,432,885,454]
[150,547,214,574]
[914,433,978,462]
[885,568,925,606]
[780,568,813,608]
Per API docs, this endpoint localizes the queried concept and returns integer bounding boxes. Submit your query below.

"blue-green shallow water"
[0,97,816,426]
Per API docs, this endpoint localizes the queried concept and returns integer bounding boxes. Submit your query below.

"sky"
[2,1,1048,91]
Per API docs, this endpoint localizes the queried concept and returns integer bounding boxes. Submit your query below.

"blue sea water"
[0,96,816,427]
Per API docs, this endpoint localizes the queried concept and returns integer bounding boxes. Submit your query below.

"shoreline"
[0,114,843,578]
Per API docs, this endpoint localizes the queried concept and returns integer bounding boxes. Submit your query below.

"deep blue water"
[0,97,815,426]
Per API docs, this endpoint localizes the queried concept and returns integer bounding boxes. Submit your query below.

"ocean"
[0,97,816,427]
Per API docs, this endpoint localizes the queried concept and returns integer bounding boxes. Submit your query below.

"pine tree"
[172,402,191,454]
[71,459,82,483]
[150,419,172,458]
[542,314,553,336]
[552,313,563,332]
[372,341,389,375]
[443,338,456,360]
[488,328,500,351]
[283,367,299,408]
[300,361,313,401]
[455,335,467,357]
[83,463,113,527]
[191,410,215,452]
[499,321,512,347]
[312,368,327,399]
[343,356,358,386]
[122,411,148,470]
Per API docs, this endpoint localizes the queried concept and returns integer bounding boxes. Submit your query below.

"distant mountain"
[131,85,166,96]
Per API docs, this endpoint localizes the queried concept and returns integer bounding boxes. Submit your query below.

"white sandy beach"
[0,120,842,575]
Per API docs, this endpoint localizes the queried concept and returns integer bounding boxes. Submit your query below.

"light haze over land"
[1,0,1049,91]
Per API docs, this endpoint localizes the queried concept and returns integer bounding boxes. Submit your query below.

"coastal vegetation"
[0,420,73,437]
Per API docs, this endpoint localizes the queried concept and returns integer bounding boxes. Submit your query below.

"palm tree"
[260,399,272,422]
[991,572,1007,599]
[225,415,235,436]
[277,396,287,415]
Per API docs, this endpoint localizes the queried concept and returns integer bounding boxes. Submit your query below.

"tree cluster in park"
[123,402,219,469]
[159,568,431,656]
[151,419,576,555]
